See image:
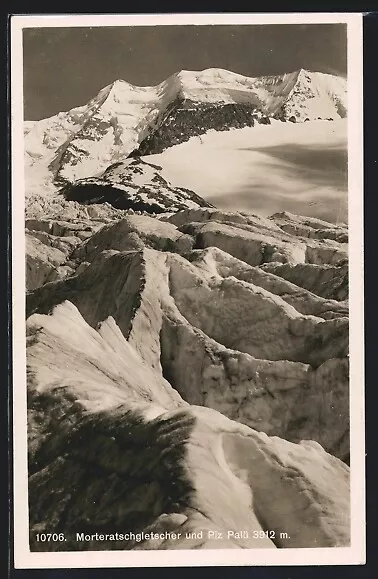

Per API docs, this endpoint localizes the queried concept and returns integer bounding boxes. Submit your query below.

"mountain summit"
[24,68,347,193]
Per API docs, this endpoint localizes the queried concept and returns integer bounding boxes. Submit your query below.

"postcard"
[10,12,365,568]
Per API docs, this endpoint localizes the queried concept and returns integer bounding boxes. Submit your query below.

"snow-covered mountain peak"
[287,69,348,119]
[24,67,347,194]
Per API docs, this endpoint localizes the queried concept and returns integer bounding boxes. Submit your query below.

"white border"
[11,12,365,568]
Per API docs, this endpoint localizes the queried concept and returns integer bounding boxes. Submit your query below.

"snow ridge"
[24,68,347,194]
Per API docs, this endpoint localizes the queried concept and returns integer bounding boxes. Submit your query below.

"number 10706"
[35,533,66,542]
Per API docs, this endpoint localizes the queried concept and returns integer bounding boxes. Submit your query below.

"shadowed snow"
[146,120,347,223]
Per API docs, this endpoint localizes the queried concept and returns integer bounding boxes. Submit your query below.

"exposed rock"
[25,69,347,191]
[61,157,214,213]
[134,99,263,155]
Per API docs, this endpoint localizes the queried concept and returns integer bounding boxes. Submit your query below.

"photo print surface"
[11,13,365,568]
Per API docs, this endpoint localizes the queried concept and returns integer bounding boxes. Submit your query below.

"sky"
[23,24,347,121]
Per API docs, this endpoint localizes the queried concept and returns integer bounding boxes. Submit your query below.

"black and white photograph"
[10,13,364,568]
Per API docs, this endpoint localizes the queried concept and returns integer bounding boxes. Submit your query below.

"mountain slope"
[61,156,214,213]
[24,68,347,194]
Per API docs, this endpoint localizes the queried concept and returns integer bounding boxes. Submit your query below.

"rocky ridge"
[25,68,347,192]
[26,199,350,551]
[61,156,214,213]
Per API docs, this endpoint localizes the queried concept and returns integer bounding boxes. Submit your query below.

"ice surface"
[146,119,347,223]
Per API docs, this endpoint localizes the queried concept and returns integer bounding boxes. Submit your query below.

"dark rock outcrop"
[61,157,214,213]
[133,98,271,156]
